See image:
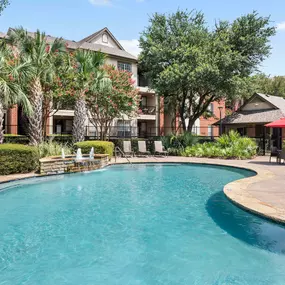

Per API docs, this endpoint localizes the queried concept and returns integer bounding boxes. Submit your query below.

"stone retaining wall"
[39,154,109,175]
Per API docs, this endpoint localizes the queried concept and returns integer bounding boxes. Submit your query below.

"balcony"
[137,105,156,121]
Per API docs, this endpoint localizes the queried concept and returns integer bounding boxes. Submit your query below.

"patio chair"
[137,141,151,157]
[123,141,134,157]
[278,149,285,164]
[148,107,156,115]
[154,141,168,157]
[269,146,279,162]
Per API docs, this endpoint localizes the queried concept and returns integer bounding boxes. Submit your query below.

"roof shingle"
[1,28,137,61]
[215,93,285,125]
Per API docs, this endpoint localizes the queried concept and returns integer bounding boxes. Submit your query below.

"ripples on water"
[0,163,284,285]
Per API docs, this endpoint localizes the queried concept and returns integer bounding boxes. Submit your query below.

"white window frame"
[118,62,132,73]
[208,125,213,137]
[207,103,214,114]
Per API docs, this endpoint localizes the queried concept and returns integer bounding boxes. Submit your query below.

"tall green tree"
[251,73,285,98]
[0,43,32,143]
[139,10,276,131]
[86,65,140,140]
[41,50,74,138]
[68,50,105,143]
[0,0,9,15]
[7,28,66,145]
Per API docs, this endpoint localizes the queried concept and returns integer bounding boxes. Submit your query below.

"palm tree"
[7,27,65,145]
[72,50,105,142]
[0,43,32,144]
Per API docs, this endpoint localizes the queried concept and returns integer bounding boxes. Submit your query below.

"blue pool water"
[0,164,285,284]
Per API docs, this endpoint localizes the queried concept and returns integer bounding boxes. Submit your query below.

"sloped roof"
[256,93,285,114]
[217,109,284,125]
[78,41,137,60]
[214,93,285,125]
[2,28,137,61]
[78,27,125,51]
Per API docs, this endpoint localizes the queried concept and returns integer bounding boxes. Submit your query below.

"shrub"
[74,141,114,158]
[47,135,73,145]
[3,134,29,144]
[162,132,199,149]
[155,132,199,156]
[183,131,257,159]
[38,141,73,158]
[0,144,39,175]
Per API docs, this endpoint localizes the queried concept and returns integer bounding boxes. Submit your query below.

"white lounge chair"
[137,141,151,157]
[123,141,134,157]
[154,141,168,156]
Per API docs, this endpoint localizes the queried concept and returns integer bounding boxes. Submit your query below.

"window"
[118,62,132,73]
[141,96,147,108]
[237,127,247,136]
[102,33,108,43]
[117,120,131,138]
[208,125,213,137]
[207,103,214,114]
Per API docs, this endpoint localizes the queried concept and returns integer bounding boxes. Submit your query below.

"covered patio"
[265,118,285,163]
[215,93,285,154]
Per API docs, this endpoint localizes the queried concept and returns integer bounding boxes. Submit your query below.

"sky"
[0,0,285,75]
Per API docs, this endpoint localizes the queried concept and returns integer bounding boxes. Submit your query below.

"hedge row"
[3,134,29,144]
[3,134,73,145]
[74,141,114,158]
[0,144,39,175]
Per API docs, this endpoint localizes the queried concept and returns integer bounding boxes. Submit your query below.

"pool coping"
[0,157,284,224]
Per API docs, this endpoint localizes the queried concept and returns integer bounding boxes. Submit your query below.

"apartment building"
[1,27,225,138]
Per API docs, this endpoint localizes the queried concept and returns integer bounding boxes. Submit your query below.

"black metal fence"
[3,124,284,156]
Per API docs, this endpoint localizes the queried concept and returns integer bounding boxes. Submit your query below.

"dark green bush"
[0,144,39,175]
[47,135,73,145]
[3,134,29,144]
[74,141,114,158]
[182,131,257,159]
[161,132,199,149]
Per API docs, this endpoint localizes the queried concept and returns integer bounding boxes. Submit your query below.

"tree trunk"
[28,77,43,146]
[42,98,51,139]
[0,101,5,144]
[179,108,186,131]
[73,92,87,143]
[187,119,195,133]
[180,91,187,131]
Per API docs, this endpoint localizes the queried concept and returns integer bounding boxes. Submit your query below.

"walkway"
[0,156,284,223]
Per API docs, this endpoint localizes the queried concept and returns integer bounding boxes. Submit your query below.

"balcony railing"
[138,105,156,115]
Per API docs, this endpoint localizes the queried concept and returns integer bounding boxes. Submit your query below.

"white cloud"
[89,0,143,6]
[119,39,141,57]
[277,22,285,31]
[89,0,111,6]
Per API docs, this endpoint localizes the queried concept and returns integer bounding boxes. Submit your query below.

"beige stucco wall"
[91,32,119,49]
[242,100,273,111]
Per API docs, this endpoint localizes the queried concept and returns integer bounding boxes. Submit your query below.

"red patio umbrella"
[265,118,285,128]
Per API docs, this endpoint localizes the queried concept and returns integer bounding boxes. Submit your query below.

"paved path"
[0,156,284,223]
[0,172,38,183]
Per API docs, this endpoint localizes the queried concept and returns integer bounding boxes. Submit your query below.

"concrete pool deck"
[0,156,284,223]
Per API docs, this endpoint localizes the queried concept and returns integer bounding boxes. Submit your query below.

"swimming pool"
[0,163,284,284]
